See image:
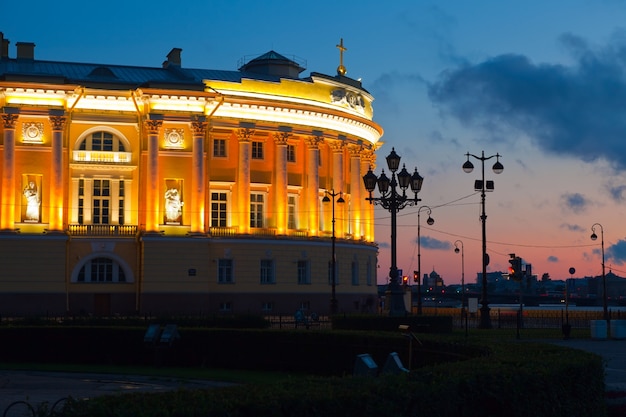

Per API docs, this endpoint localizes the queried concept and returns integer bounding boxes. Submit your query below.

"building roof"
[0,33,368,93]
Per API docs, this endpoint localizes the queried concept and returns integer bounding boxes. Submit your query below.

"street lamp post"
[417,206,434,315]
[462,151,503,329]
[363,148,424,316]
[454,239,467,336]
[323,190,344,315]
[590,223,608,321]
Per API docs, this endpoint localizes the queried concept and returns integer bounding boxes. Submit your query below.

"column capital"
[237,127,255,142]
[1,113,18,129]
[274,131,292,145]
[347,143,363,157]
[49,115,67,132]
[191,119,208,137]
[305,134,324,149]
[144,119,163,135]
[329,140,345,153]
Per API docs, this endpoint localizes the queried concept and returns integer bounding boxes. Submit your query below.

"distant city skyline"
[4,1,626,285]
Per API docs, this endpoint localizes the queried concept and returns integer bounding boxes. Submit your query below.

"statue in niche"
[23,181,40,222]
[164,188,183,223]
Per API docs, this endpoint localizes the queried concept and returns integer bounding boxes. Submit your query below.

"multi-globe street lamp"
[462,151,503,329]
[417,206,434,315]
[590,223,608,321]
[323,189,344,315]
[363,148,424,316]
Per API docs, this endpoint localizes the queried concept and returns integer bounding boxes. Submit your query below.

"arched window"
[79,131,126,152]
[75,257,130,283]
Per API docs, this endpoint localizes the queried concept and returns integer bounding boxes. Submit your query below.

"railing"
[68,224,138,236]
[72,150,132,164]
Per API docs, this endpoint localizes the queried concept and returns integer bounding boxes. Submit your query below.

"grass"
[0,362,297,385]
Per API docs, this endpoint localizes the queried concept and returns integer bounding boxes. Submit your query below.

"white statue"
[164,188,183,222]
[23,181,40,221]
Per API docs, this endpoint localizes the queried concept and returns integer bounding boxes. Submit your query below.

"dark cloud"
[560,192,589,214]
[606,239,626,265]
[607,183,626,202]
[560,223,584,232]
[547,255,559,263]
[417,236,451,250]
[428,31,626,170]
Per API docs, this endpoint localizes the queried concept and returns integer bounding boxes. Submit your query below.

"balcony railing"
[69,224,138,236]
[72,150,132,164]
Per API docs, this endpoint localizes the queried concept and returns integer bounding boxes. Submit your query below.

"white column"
[144,117,162,232]
[1,110,18,230]
[349,144,362,239]
[274,129,290,234]
[49,113,67,231]
[237,126,254,234]
[330,141,344,238]
[305,133,323,236]
[191,117,207,234]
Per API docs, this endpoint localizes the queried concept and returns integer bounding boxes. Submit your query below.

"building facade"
[0,33,384,316]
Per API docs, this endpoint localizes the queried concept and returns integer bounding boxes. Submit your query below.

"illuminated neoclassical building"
[0,33,384,316]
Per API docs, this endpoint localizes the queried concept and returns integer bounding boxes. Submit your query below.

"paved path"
[0,370,234,415]
[544,338,626,392]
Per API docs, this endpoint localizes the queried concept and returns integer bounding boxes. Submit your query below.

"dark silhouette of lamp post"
[462,151,503,329]
[591,223,608,321]
[363,147,423,316]
[454,239,468,336]
[323,189,344,315]
[417,206,434,315]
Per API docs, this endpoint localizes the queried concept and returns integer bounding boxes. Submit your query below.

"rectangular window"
[91,258,113,282]
[352,261,359,285]
[328,261,339,286]
[297,260,310,284]
[93,179,110,224]
[262,302,274,313]
[218,259,233,283]
[250,193,264,228]
[78,179,84,224]
[119,180,125,225]
[288,195,297,229]
[366,260,373,286]
[260,259,275,284]
[219,301,232,312]
[211,192,228,227]
[213,139,226,157]
[287,144,296,162]
[252,141,264,159]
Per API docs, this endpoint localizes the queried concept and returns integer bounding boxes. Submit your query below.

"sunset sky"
[4,0,626,285]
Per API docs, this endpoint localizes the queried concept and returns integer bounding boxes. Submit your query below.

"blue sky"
[5,0,626,285]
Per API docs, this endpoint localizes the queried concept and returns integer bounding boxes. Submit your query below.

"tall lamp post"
[363,148,424,316]
[454,239,467,336]
[323,190,344,315]
[462,151,503,329]
[590,223,608,321]
[417,206,434,315]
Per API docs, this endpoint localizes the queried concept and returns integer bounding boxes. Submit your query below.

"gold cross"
[336,38,347,76]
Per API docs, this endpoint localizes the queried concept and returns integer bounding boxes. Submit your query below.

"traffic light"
[413,270,418,283]
[508,256,523,282]
[403,275,408,286]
